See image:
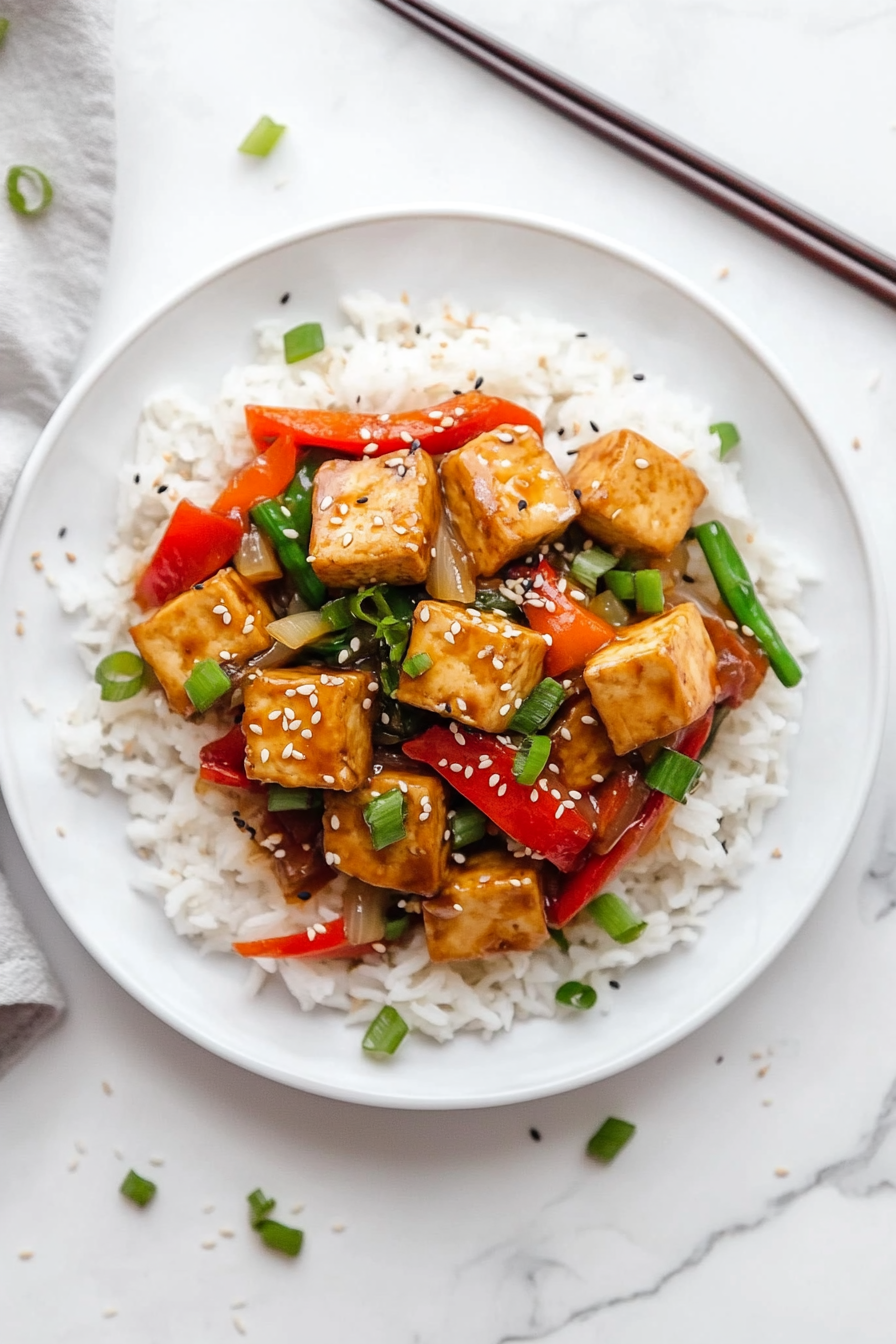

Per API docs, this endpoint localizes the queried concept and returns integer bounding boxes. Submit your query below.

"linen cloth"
[0,0,115,1075]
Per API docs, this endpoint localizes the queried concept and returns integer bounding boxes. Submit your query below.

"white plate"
[0,208,884,1108]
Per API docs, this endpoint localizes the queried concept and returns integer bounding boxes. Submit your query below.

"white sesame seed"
[725,619,738,630]
[405,542,419,551]
[342,533,353,547]
[431,548,437,557]
[554,804,565,819]
[323,774,335,784]
[635,457,650,469]
[325,851,337,865]
[320,495,333,510]
[282,527,299,540]
[260,748,270,763]
[449,763,462,773]
[452,853,466,863]
[281,743,293,759]
[486,773,500,787]
[497,782,508,796]
[283,706,295,720]
[455,732,466,746]
[551,788,562,799]
[569,790,582,799]
[529,788,539,802]
[359,427,372,440]
[373,515,384,526]
[381,712,390,724]
[248,723,262,735]
[393,524,407,535]
[273,848,286,859]
[497,432,514,443]
[420,606,430,622]
[560,727,572,741]
[450,621,461,635]
[298,684,315,695]
[539,778,549,791]
[212,604,227,615]
[612,508,623,519]
[400,430,413,443]
[499,704,511,716]
[563,800,575,810]
[581,715,596,725]
[301,728,313,739]
[438,758,448,767]
[363,444,377,455]
[285,688,296,697]
[742,625,755,638]
[338,649,350,663]
[591,773,604,783]
[368,680,378,692]
[493,657,505,670]
[456,697,467,711]
[444,631,455,644]
[362,697,372,710]
[543,633,553,646]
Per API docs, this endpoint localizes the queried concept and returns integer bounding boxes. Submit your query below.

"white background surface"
[4,2,896,1340]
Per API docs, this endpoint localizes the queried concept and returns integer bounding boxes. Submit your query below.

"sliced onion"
[226,639,296,689]
[589,591,630,627]
[426,507,476,604]
[266,611,333,649]
[343,880,391,945]
[235,525,282,583]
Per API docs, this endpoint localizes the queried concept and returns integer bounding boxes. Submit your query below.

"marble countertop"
[4,2,896,1340]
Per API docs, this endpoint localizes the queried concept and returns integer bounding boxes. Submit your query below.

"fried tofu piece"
[424,851,548,961]
[567,428,706,555]
[242,668,374,791]
[308,449,440,587]
[130,568,274,715]
[396,600,546,733]
[583,602,718,755]
[322,767,450,895]
[549,693,620,788]
[440,424,579,577]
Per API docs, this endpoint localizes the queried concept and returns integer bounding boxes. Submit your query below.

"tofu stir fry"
[113,388,801,972]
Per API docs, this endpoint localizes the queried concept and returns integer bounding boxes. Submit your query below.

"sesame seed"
[372,515,385,527]
[393,524,407,535]
[449,763,462,773]
[560,727,572,741]
[359,427,372,440]
[273,848,286,859]
[400,430,413,443]
[496,432,514,444]
[554,804,565,819]
[530,789,539,802]
[551,788,561,799]
[438,758,448,767]
[581,715,596,725]
[323,774,336,785]
[301,728,313,739]
[725,619,738,630]
[591,773,604,783]
[499,704,511,716]
[431,547,437,558]
[248,723,262,735]
[282,527,299,539]
[444,631,455,644]
[635,458,649,469]
[311,711,322,724]
[260,749,270,763]
[497,783,507,796]
[456,697,467,711]
[500,682,512,691]
[338,649,350,663]
[282,743,293,759]
[742,625,755,638]
[420,606,430,622]
[611,508,623,519]
[381,712,390,724]
[362,697,372,710]
[342,533,353,547]
[493,657,504,670]
[268,709,282,721]
[452,853,466,863]
[455,732,466,746]
[298,684,315,695]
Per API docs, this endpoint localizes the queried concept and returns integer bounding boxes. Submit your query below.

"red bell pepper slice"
[545,709,715,927]
[244,391,543,459]
[212,435,299,521]
[198,723,263,792]
[702,613,768,708]
[232,917,378,960]
[402,725,592,873]
[522,559,615,677]
[135,499,242,610]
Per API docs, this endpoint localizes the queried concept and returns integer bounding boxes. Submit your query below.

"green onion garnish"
[6,164,53,217]
[184,658,231,713]
[363,788,407,850]
[556,980,597,1010]
[450,803,487,849]
[692,520,802,688]
[512,735,551,785]
[402,652,433,678]
[589,892,647,944]
[383,914,410,942]
[247,1188,276,1227]
[604,569,635,601]
[251,496,326,609]
[644,748,703,803]
[710,421,741,459]
[473,588,518,616]
[570,546,618,593]
[238,114,286,157]
[509,678,566,734]
[284,322,325,365]
[362,1004,409,1055]
[120,1170,157,1207]
[587,1116,636,1163]
[633,568,664,614]
[0,18,9,45]
[94,651,146,702]
[379,662,400,698]
[267,785,321,812]
[320,595,354,629]
[549,926,570,954]
[258,1220,303,1256]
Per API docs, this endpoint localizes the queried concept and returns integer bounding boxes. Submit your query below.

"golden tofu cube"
[322,767,450,895]
[424,851,548,961]
[549,693,620,789]
[440,425,579,577]
[308,449,440,587]
[242,668,374,791]
[583,602,718,755]
[567,428,706,555]
[396,600,546,733]
[131,568,274,716]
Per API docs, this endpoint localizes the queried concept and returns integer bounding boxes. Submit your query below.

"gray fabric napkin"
[0,0,115,1075]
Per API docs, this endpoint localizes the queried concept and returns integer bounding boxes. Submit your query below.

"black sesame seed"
[356,496,369,504]
[715,1055,724,1064]
[529,1127,542,1141]
[609,979,620,989]
[245,825,256,840]
[633,372,645,382]
[445,703,451,714]
[356,395,361,404]
[573,488,582,500]
[280,292,290,305]
[682,573,695,584]
[58,526,67,538]
[133,473,140,484]
[474,376,484,390]
[565,447,580,456]
[297,890,313,901]
[518,499,528,511]
[576,331,588,338]
[453,389,462,396]
[557,427,565,437]
[409,439,421,454]
[415,324,421,335]
[157,484,168,494]
[193,583,204,591]
[589,421,600,433]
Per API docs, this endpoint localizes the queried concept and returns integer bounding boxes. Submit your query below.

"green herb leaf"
[587,1116,636,1163]
[238,114,286,157]
[120,1170,157,1207]
[0,18,10,45]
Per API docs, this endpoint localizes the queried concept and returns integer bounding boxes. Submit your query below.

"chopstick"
[373,0,896,310]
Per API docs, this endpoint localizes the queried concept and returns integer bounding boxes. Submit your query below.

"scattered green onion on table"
[0,18,9,45]
[238,115,286,157]
[6,164,53,217]
[120,1170,157,1207]
[246,1188,303,1256]
[587,1117,637,1163]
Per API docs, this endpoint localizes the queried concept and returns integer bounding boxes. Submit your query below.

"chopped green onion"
[633,568,664,614]
[267,785,321,812]
[363,788,407,850]
[362,1004,409,1055]
[589,892,646,944]
[0,18,9,45]
[548,926,570,954]
[257,1219,303,1256]
[556,980,597,1010]
[184,658,231,713]
[645,748,703,803]
[379,662,400,698]
[512,735,551,785]
[320,596,354,629]
[450,803,487,849]
[570,546,618,592]
[710,421,741,459]
[238,114,286,156]
[284,322,325,365]
[473,588,518,616]
[6,165,53,217]
[247,1188,276,1227]
[120,1170,157,1207]
[251,497,326,608]
[383,914,410,942]
[587,1116,636,1163]
[692,520,802,687]
[604,569,635,601]
[509,678,566,734]
[94,651,146,702]
[402,652,433,678]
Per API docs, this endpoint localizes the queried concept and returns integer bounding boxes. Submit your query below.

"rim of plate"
[0,204,887,1109]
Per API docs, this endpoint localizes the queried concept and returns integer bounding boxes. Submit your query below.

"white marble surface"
[4,1,896,1339]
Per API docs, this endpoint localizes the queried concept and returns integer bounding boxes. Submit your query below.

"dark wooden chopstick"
[373,0,896,310]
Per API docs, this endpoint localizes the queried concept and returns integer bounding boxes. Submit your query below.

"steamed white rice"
[55,293,816,1042]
